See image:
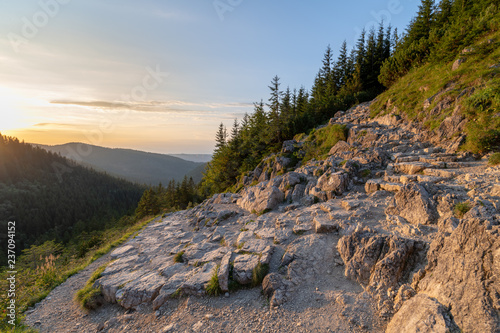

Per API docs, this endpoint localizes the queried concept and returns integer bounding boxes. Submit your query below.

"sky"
[0,0,420,154]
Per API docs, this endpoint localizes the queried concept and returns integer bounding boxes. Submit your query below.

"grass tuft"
[206,265,221,296]
[489,152,500,166]
[454,202,472,218]
[251,262,269,287]
[75,263,108,310]
[173,251,185,263]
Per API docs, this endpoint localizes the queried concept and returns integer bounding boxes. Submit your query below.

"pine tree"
[215,122,227,151]
[267,75,282,144]
[335,40,349,88]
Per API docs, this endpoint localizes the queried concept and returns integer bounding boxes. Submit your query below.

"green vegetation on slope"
[0,215,154,331]
[203,0,499,196]
[372,29,500,153]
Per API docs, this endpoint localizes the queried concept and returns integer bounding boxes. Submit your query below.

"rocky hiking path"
[25,102,500,332]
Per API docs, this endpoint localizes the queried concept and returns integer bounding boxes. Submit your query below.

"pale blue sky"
[0,0,420,153]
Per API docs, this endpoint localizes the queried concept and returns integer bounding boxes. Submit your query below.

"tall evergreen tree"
[267,75,282,144]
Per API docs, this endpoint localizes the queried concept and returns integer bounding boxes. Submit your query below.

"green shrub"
[173,251,185,263]
[488,152,500,165]
[454,202,472,218]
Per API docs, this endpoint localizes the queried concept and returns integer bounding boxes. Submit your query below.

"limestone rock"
[115,271,165,309]
[233,254,260,285]
[418,217,500,332]
[217,251,232,292]
[317,171,349,199]
[452,57,466,70]
[313,216,340,234]
[365,179,382,193]
[386,294,460,333]
[338,228,427,315]
[262,273,286,306]
[386,183,438,225]
[181,262,217,296]
[237,184,284,213]
[328,140,351,156]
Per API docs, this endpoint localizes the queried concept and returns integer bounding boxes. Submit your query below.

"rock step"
[390,162,443,175]
[365,179,402,193]
[384,174,446,184]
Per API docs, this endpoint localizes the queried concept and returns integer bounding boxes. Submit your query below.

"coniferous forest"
[202,0,499,195]
[0,134,144,265]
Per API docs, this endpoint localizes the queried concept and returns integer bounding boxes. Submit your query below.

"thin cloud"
[49,99,254,114]
[51,100,131,109]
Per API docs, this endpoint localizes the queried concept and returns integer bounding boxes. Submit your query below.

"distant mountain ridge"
[170,154,212,163]
[37,143,207,185]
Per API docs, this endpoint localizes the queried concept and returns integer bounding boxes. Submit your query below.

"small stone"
[155,310,161,318]
[225,292,230,298]
[192,321,204,331]
[162,323,176,333]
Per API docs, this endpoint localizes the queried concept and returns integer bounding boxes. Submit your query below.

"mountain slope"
[372,28,500,154]
[38,143,205,185]
[170,154,212,163]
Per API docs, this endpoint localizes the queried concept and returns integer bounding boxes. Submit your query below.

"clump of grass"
[302,124,348,162]
[75,263,108,310]
[360,169,372,178]
[173,251,185,263]
[252,262,269,287]
[206,265,221,296]
[489,152,500,166]
[454,202,472,218]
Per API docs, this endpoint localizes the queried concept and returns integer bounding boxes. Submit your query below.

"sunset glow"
[0,1,419,154]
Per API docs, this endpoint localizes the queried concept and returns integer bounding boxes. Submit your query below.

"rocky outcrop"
[385,183,438,225]
[416,217,500,333]
[338,227,427,316]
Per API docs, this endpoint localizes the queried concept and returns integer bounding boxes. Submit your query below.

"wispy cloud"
[51,100,131,109]
[49,99,254,114]
[33,123,83,128]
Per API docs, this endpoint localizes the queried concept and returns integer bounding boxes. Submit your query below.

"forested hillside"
[0,135,144,265]
[202,0,499,195]
[202,21,395,194]
[374,0,499,154]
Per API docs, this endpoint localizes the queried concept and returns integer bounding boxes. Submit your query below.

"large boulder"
[316,171,349,200]
[237,183,284,214]
[328,140,351,156]
[385,183,438,225]
[338,228,427,316]
[386,294,460,333]
[416,217,500,333]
